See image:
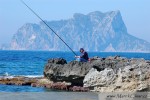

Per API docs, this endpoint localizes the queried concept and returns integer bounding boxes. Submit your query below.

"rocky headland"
[44,56,150,92]
[2,11,150,52]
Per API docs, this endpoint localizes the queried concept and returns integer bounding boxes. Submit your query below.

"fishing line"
[20,0,77,56]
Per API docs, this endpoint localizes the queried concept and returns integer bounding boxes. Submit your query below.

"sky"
[0,0,150,45]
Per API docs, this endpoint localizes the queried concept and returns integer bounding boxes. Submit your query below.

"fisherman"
[75,48,89,62]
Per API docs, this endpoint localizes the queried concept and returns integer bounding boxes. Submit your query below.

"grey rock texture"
[44,57,150,92]
[83,57,150,92]
[44,58,92,86]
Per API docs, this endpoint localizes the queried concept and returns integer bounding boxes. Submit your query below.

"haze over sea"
[0,50,149,92]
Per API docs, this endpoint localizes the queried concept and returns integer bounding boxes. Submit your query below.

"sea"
[0,50,150,92]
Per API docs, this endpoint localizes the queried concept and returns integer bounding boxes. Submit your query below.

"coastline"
[0,51,150,92]
[0,55,149,92]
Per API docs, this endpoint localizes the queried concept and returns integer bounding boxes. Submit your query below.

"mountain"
[0,44,9,50]
[4,11,150,52]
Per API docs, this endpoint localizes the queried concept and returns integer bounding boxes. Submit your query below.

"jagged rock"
[83,68,116,87]
[43,56,122,86]
[83,58,150,92]
[44,57,150,92]
[137,81,149,91]
[44,58,92,86]
[48,58,67,65]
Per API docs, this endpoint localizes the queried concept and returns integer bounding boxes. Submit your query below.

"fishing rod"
[20,0,77,56]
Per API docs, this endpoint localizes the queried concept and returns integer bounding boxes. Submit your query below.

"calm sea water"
[0,50,150,92]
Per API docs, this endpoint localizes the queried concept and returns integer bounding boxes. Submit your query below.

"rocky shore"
[44,56,150,92]
[0,56,150,92]
[0,76,39,86]
[0,76,89,92]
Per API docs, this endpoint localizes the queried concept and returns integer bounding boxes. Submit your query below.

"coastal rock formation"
[44,57,150,92]
[83,57,150,92]
[0,76,42,86]
[44,58,92,86]
[0,76,89,92]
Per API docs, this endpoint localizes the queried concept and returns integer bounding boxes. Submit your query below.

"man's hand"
[75,56,80,58]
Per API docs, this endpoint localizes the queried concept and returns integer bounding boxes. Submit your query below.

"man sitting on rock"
[75,48,89,62]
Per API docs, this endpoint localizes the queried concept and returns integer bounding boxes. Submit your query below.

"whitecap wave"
[0,73,43,79]
[21,75,44,78]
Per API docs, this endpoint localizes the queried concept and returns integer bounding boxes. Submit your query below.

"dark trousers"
[76,58,88,62]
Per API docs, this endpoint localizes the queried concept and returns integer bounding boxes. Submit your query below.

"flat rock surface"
[0,76,42,86]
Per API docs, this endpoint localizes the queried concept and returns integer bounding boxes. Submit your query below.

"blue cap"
[80,48,84,51]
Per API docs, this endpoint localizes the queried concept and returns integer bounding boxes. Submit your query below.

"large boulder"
[44,57,110,86]
[83,58,150,92]
[44,58,92,86]
[44,57,150,92]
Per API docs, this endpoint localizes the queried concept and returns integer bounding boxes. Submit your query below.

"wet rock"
[70,86,89,92]
[31,80,72,91]
[0,75,88,92]
[0,76,41,86]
